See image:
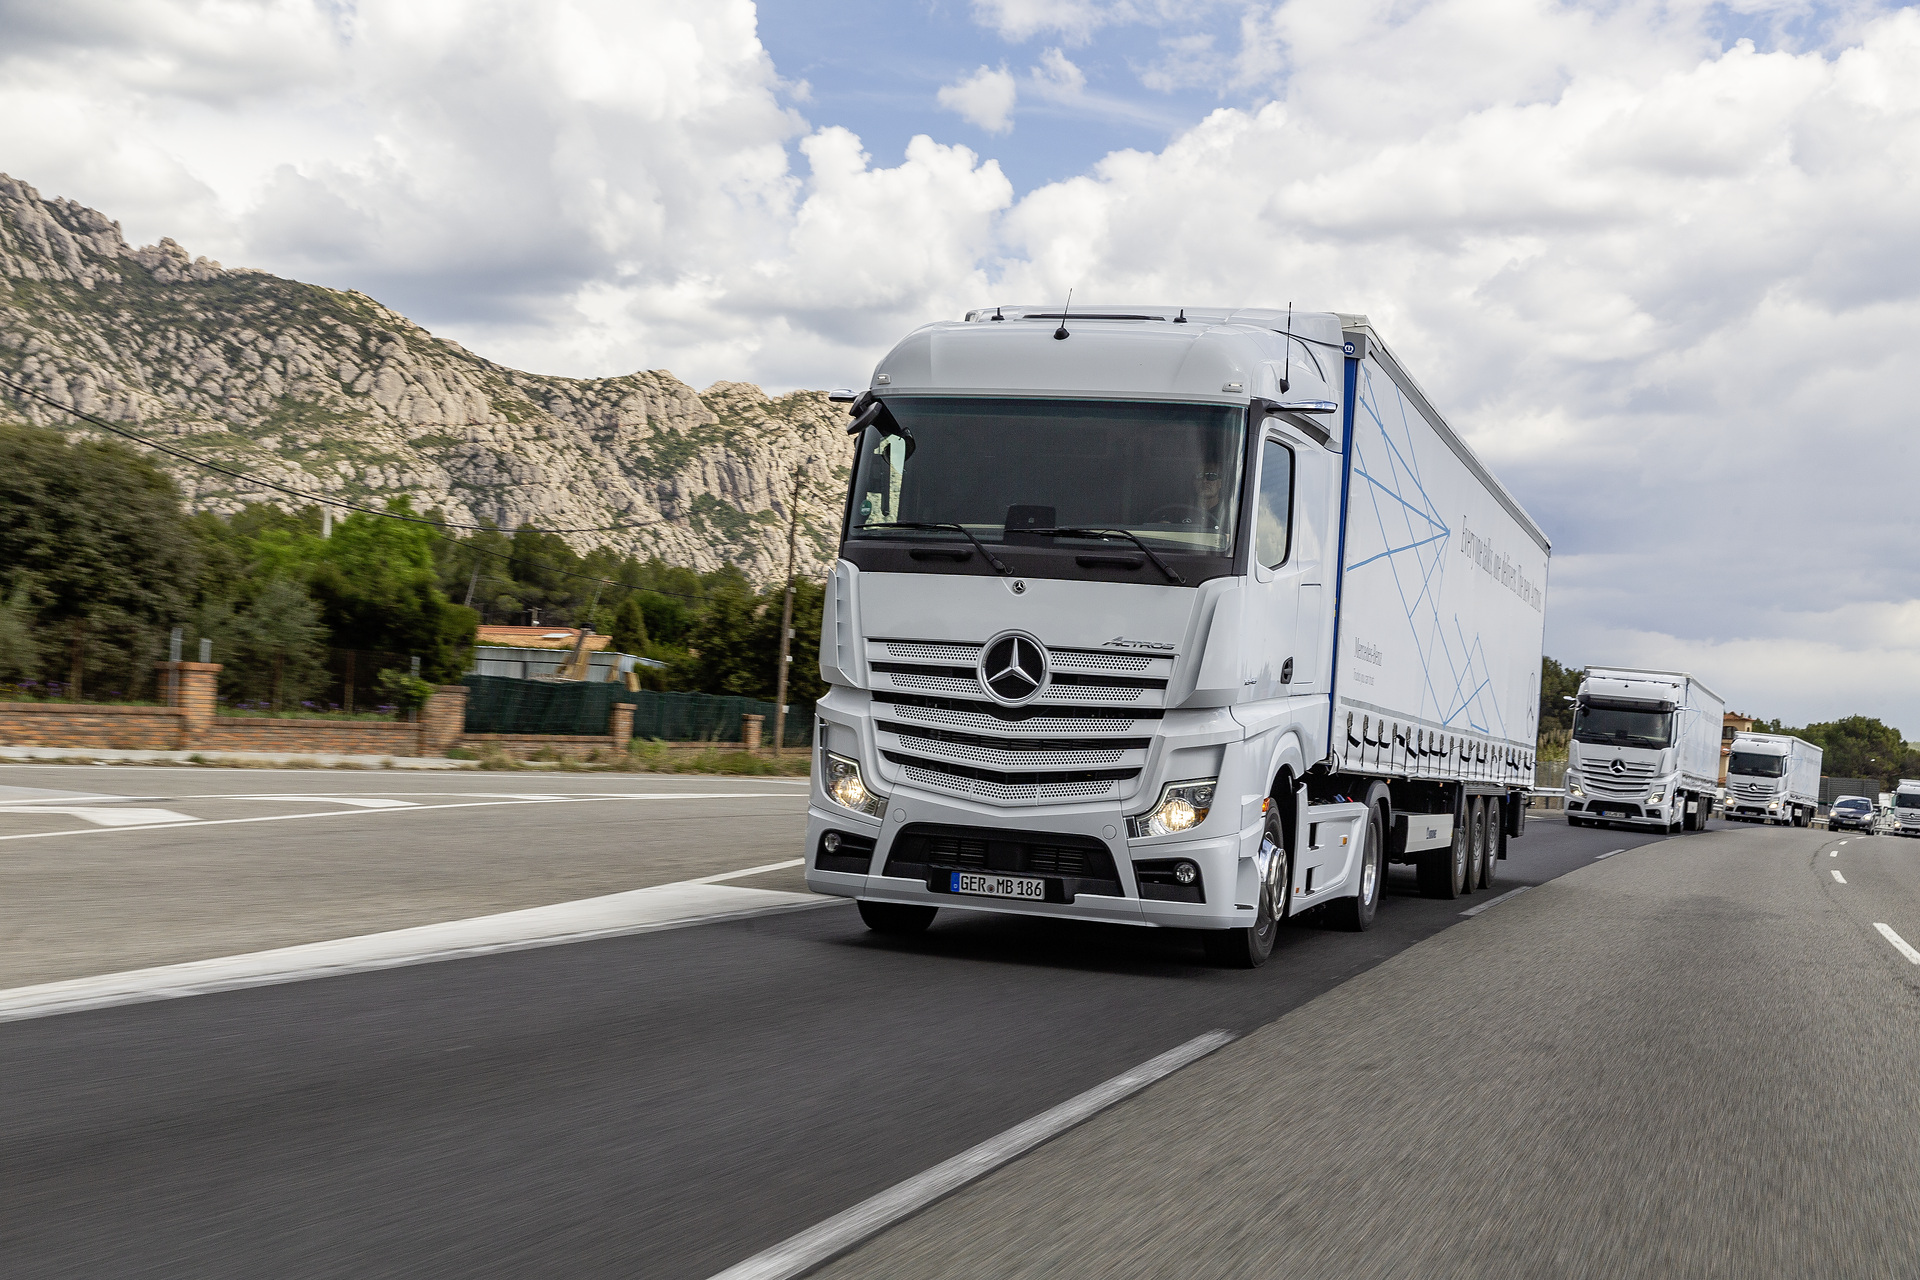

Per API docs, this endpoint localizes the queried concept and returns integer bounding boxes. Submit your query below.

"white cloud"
[937,64,1020,134]
[6,0,1920,728]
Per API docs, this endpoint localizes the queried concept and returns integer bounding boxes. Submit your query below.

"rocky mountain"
[0,174,851,586]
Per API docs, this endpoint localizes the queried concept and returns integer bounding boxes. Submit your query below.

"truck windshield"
[1572,703,1672,749]
[846,397,1245,556]
[1727,751,1787,778]
[1898,793,1920,810]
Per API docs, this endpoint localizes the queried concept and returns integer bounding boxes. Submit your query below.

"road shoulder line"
[0,880,839,1025]
[1461,885,1531,917]
[708,1030,1237,1280]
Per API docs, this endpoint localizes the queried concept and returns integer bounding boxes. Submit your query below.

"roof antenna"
[1053,288,1073,341]
[1279,301,1292,394]
[991,306,1004,322]
[1174,308,1187,324]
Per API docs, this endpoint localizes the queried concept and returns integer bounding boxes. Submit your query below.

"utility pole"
[772,465,807,757]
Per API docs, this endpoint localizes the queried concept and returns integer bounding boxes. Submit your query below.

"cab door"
[1239,432,1303,701]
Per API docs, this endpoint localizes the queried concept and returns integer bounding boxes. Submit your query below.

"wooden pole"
[772,467,805,757]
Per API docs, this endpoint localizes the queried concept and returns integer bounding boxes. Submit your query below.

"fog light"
[822,831,842,854]
[1174,861,1198,885]
[1129,779,1218,837]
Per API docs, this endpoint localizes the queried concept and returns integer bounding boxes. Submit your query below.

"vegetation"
[1748,715,1920,790]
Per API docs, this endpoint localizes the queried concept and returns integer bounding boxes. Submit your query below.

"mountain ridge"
[0,174,850,586]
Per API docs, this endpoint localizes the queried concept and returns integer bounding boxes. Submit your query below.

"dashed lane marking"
[1875,923,1920,965]
[1832,851,1839,857]
[1832,870,1847,884]
[1595,849,1624,860]
[707,1030,1238,1280]
[1461,886,1531,917]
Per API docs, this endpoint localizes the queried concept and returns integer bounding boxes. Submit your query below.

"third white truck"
[1565,667,1724,832]
[1723,733,1822,827]
[1894,780,1920,837]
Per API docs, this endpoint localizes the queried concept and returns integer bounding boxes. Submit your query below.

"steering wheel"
[1145,504,1202,524]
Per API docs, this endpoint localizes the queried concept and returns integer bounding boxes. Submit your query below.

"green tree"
[610,595,649,655]
[223,577,329,710]
[1792,716,1913,789]
[0,422,202,696]
[0,582,38,683]
[307,501,477,681]
[1538,656,1582,738]
[677,583,766,696]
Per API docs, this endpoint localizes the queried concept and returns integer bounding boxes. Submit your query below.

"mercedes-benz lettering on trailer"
[804,304,1550,967]
[1723,732,1821,827]
[1565,667,1725,832]
[1895,780,1920,837]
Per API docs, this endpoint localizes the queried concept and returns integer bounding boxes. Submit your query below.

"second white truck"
[1722,733,1822,826]
[1565,667,1724,832]
[1894,780,1920,837]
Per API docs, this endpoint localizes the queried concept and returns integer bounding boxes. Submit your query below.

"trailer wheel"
[1480,800,1499,890]
[1696,799,1710,832]
[1420,801,1469,899]
[1205,809,1285,968]
[1329,803,1384,932]
[857,901,937,935]
[1464,796,1486,892]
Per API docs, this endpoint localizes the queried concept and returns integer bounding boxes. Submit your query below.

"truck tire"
[857,901,937,935]
[1420,802,1470,899]
[1465,796,1486,892]
[1695,799,1710,832]
[1205,809,1286,967]
[1329,802,1384,932]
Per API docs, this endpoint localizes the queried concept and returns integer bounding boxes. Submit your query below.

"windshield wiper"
[1030,527,1186,585]
[855,522,1012,575]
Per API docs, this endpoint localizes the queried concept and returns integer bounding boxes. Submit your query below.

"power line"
[0,370,665,535]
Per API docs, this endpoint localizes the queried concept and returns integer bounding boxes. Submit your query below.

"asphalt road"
[1,802,1650,1279]
[816,823,1920,1278]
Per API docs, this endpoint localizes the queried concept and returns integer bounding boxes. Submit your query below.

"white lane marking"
[694,858,806,884]
[1831,851,1839,857]
[708,1029,1237,1280]
[1595,849,1624,860]
[1832,870,1847,884]
[223,795,417,809]
[1875,923,1920,965]
[0,805,196,827]
[0,792,804,844]
[1461,885,1531,917]
[0,881,842,1024]
[0,786,134,804]
[1838,841,1849,847]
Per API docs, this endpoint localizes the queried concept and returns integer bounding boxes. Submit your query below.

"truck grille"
[1729,779,1777,800]
[1579,758,1657,800]
[883,823,1123,900]
[868,638,1168,806]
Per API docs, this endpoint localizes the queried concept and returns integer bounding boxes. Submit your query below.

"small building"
[1720,710,1757,784]
[468,626,664,683]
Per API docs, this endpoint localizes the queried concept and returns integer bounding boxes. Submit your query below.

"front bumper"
[804,789,1262,931]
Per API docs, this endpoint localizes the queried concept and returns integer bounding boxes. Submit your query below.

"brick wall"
[0,702,185,749]
[459,733,623,761]
[197,719,424,755]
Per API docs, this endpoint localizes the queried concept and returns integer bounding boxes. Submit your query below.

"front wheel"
[858,900,937,935]
[1206,810,1287,967]
[1329,803,1384,931]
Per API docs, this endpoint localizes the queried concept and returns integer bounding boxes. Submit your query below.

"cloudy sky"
[2,0,1918,732]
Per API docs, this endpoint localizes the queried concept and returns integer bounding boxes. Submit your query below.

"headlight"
[1568,784,1585,798]
[1768,801,1779,810]
[822,750,887,818]
[1129,779,1218,838]
[1648,789,1665,805]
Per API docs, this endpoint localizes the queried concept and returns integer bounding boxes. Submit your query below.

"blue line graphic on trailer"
[1344,363,1506,739]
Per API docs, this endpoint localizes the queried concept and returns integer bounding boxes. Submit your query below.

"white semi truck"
[1894,780,1920,837]
[1565,667,1725,833]
[804,305,1550,967]
[1722,732,1822,826]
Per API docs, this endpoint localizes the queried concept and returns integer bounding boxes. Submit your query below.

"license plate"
[948,871,1046,901]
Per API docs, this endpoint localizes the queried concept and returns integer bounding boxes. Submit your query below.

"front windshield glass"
[1573,702,1673,749]
[1898,793,1920,810]
[847,397,1245,556]
[1834,798,1870,811]
[1727,750,1787,778]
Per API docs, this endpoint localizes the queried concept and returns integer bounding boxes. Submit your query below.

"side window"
[1255,438,1294,570]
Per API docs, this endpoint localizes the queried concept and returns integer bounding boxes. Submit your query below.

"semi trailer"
[1565,667,1724,833]
[803,304,1550,967]
[1723,732,1822,826]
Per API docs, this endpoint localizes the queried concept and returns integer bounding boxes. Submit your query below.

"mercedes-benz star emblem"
[979,633,1048,706]
[1610,758,1627,775]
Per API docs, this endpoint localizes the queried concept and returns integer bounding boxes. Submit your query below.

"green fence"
[461,676,813,746]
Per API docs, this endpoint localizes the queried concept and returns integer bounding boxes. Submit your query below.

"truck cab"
[1896,781,1920,838]
[1565,671,1716,832]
